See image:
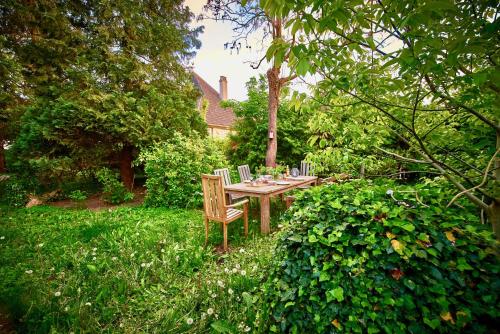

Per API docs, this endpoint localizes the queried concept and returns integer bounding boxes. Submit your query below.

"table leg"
[260,195,270,234]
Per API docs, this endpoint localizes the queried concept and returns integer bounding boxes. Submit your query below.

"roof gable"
[192,73,236,128]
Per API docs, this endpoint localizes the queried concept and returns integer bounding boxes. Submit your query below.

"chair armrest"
[226,199,249,208]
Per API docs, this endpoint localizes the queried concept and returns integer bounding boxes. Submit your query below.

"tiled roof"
[192,72,236,128]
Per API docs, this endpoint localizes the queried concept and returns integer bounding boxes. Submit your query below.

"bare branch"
[447,148,500,207]
[375,147,431,164]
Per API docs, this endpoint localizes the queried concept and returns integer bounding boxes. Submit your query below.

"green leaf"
[327,287,344,302]
[296,58,310,76]
[86,264,97,273]
[210,320,233,333]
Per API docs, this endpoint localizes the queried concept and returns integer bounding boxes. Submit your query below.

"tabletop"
[224,175,318,195]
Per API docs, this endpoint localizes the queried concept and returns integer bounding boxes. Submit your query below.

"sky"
[185,0,270,101]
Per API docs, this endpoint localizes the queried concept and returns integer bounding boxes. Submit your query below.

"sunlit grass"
[0,204,281,333]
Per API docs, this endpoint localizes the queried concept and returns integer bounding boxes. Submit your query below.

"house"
[192,73,236,138]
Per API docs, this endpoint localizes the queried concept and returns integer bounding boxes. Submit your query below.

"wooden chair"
[298,161,315,190]
[237,164,252,182]
[214,168,247,203]
[300,161,315,176]
[201,174,249,252]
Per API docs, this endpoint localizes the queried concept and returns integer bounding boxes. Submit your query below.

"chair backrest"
[201,174,227,221]
[300,161,315,176]
[238,165,252,182]
[214,168,232,186]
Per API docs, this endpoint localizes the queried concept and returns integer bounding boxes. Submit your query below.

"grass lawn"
[0,204,280,333]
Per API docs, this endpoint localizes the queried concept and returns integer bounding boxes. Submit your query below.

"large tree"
[264,0,500,237]
[203,0,298,167]
[225,75,310,170]
[1,0,205,189]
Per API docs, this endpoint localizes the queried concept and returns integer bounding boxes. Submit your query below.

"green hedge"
[262,179,499,333]
[140,133,228,208]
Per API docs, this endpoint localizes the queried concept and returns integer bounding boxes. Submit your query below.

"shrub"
[141,133,228,208]
[0,175,38,207]
[68,190,88,201]
[262,179,499,333]
[95,168,134,204]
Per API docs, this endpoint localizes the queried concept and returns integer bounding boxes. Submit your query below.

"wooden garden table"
[224,176,318,234]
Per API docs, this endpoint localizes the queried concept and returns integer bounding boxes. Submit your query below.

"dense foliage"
[263,0,500,237]
[262,180,499,333]
[302,95,404,178]
[1,0,205,189]
[140,133,228,208]
[95,168,134,204]
[0,205,273,333]
[0,176,36,208]
[225,76,310,171]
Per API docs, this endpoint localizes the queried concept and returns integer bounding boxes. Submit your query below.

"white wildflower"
[228,288,234,295]
[211,293,217,298]
[37,243,44,248]
[131,252,135,258]
[0,236,4,240]
[217,280,224,288]
[239,248,245,253]
[224,268,229,273]
[235,263,241,269]
[244,326,251,332]
[215,313,219,319]
[85,302,91,306]
[186,318,194,325]
[141,263,146,268]
[386,189,394,195]
[92,247,97,252]
[112,257,117,261]
[252,265,258,272]
[92,257,96,261]
[25,270,33,275]
[207,308,214,315]
[232,268,238,274]
[161,248,165,253]
[64,306,69,312]
[240,270,247,276]
[278,224,283,229]
[54,291,61,297]
[201,312,206,319]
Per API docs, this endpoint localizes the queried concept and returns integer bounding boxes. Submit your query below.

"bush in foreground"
[262,179,499,333]
[140,133,228,208]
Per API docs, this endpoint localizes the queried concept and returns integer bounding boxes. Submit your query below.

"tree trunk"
[120,144,134,190]
[487,201,500,240]
[0,141,5,173]
[265,66,281,167]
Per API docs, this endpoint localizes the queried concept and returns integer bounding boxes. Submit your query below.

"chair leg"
[204,216,209,245]
[243,203,248,237]
[223,222,228,252]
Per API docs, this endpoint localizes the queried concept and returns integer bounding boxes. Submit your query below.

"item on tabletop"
[291,167,300,177]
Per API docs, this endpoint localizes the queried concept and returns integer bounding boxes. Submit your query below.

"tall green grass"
[0,205,278,333]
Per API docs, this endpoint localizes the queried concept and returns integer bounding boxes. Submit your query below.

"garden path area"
[49,187,147,211]
[0,205,277,333]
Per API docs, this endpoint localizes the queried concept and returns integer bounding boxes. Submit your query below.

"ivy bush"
[262,179,499,333]
[140,133,228,208]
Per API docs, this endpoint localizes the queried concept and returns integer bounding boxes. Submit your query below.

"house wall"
[208,126,232,139]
